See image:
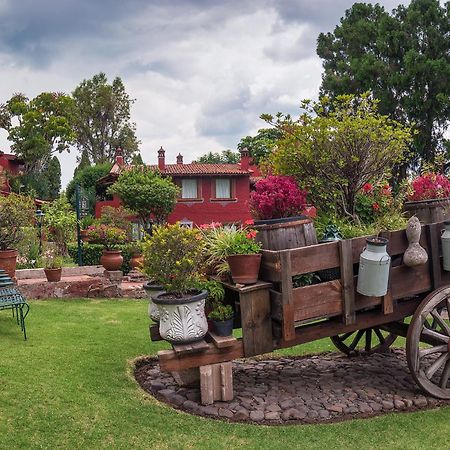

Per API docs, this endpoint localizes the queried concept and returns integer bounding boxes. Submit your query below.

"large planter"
[143,282,164,321]
[152,290,208,344]
[130,253,144,270]
[227,253,262,284]
[404,198,450,224]
[0,249,18,279]
[100,250,123,271]
[253,215,317,251]
[44,268,62,282]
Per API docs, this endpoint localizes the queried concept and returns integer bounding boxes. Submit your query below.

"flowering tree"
[408,173,450,201]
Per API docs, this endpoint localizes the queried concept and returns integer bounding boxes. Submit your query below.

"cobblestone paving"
[135,349,450,424]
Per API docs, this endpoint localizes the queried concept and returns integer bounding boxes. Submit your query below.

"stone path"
[135,349,450,425]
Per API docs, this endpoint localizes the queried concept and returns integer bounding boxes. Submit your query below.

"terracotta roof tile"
[146,163,253,175]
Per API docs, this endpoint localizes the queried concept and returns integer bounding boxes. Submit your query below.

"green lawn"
[0,298,448,450]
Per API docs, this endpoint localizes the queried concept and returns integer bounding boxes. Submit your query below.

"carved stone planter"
[152,290,208,344]
[143,282,164,322]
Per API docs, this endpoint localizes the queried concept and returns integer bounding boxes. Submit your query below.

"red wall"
[95,176,253,226]
[0,154,23,192]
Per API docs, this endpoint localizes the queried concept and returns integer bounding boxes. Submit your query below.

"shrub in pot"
[86,224,128,271]
[208,304,234,337]
[0,194,35,278]
[42,247,64,282]
[141,223,208,344]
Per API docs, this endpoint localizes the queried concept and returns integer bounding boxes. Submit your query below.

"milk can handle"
[378,254,390,265]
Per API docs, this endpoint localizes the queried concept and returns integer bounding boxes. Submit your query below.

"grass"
[0,298,448,450]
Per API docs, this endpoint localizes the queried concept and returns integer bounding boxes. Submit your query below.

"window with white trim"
[215,178,231,199]
[181,179,198,199]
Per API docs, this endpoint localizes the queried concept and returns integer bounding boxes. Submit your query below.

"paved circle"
[134,349,450,424]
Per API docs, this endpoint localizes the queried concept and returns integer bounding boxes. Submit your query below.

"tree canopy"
[237,128,283,164]
[194,150,240,164]
[71,73,140,164]
[317,0,449,170]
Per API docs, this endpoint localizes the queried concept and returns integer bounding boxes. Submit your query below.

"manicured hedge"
[68,243,133,274]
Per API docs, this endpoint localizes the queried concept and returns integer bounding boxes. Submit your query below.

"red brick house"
[0,152,25,194]
[96,147,261,227]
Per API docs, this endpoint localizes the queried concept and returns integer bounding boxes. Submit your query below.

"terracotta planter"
[80,229,89,242]
[0,249,18,279]
[130,253,144,270]
[44,268,62,282]
[227,253,262,285]
[100,250,123,271]
[152,290,208,344]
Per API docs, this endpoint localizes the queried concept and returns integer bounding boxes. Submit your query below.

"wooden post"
[339,240,356,325]
[426,223,442,291]
[200,362,233,405]
[379,231,394,315]
[280,251,296,341]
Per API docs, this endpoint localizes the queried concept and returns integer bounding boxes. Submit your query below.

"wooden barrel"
[404,198,450,224]
[253,216,317,251]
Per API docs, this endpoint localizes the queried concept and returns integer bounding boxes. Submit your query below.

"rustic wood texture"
[158,341,244,372]
[172,340,210,356]
[426,223,442,291]
[280,251,295,341]
[404,198,450,224]
[206,331,237,348]
[339,239,356,325]
[199,362,233,405]
[240,287,274,356]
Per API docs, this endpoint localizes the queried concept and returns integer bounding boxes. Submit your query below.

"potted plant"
[404,172,450,223]
[86,224,128,271]
[249,175,317,250]
[143,280,164,322]
[42,247,64,282]
[208,304,234,336]
[79,215,95,242]
[141,223,208,344]
[0,194,35,278]
[129,241,144,270]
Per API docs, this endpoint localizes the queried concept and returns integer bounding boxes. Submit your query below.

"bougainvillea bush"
[408,173,450,201]
[249,175,307,220]
[86,224,128,249]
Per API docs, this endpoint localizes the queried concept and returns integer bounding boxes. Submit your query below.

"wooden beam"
[280,251,295,341]
[426,223,442,291]
[206,332,237,349]
[339,239,356,325]
[172,340,209,356]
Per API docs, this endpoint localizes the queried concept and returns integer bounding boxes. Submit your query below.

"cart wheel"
[331,326,398,356]
[406,286,450,399]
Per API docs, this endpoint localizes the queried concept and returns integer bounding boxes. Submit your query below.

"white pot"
[153,290,208,344]
[143,283,164,321]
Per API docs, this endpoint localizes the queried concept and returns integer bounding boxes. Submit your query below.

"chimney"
[176,153,183,164]
[115,147,124,167]
[240,147,250,171]
[158,146,165,171]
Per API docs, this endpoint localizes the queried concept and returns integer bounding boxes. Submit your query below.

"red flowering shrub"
[86,224,128,249]
[249,176,307,220]
[355,181,393,224]
[408,173,450,201]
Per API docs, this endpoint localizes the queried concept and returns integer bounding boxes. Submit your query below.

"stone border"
[134,350,450,425]
[16,265,104,280]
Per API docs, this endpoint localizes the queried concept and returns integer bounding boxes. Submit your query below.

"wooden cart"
[153,221,450,403]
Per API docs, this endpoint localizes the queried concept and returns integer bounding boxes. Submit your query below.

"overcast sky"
[0,0,409,187]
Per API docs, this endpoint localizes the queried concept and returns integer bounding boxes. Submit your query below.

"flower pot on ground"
[100,250,124,271]
[42,247,64,282]
[208,304,234,337]
[143,282,164,321]
[44,268,62,282]
[249,175,317,250]
[141,223,208,344]
[130,253,144,270]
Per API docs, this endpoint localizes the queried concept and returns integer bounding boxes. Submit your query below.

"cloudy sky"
[0,0,408,186]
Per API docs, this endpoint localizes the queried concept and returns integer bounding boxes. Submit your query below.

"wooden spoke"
[406,286,450,399]
[331,325,398,356]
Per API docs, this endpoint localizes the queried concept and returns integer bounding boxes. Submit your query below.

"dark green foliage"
[194,150,240,164]
[317,0,450,169]
[72,73,140,164]
[237,128,283,164]
[46,156,61,199]
[131,152,144,165]
[67,242,133,274]
[75,149,91,175]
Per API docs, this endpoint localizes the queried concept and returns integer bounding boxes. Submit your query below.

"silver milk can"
[442,221,450,271]
[357,237,391,297]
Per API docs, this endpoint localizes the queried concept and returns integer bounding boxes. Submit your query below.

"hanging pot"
[143,282,164,321]
[227,254,262,284]
[441,221,450,271]
[356,237,391,297]
[100,250,123,271]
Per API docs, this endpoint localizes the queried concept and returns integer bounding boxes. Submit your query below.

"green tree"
[72,73,140,164]
[237,128,282,164]
[317,0,449,169]
[263,93,412,222]
[46,156,61,200]
[194,149,240,164]
[107,167,179,228]
[131,152,144,165]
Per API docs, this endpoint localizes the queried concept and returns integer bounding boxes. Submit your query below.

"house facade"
[0,152,25,194]
[96,147,261,227]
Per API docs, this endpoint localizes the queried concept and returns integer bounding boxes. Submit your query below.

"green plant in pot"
[141,223,208,344]
[208,304,234,337]
[0,194,35,278]
[86,224,128,271]
[42,246,64,282]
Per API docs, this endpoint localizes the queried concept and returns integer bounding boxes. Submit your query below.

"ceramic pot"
[130,253,144,270]
[143,282,164,321]
[227,254,262,284]
[44,268,62,282]
[152,290,208,344]
[100,250,123,271]
[212,317,234,337]
[0,249,18,279]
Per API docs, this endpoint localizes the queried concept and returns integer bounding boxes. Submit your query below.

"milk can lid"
[366,236,388,246]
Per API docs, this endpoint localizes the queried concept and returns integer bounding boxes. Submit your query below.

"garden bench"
[0,270,29,340]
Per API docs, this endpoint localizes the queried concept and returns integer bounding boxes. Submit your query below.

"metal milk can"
[442,221,450,271]
[357,237,391,297]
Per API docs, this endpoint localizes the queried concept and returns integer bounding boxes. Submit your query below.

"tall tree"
[72,73,140,164]
[194,149,240,164]
[317,0,449,170]
[46,156,62,200]
[237,128,283,164]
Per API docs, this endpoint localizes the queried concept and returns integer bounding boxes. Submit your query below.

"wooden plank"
[220,279,272,294]
[339,239,356,325]
[426,223,442,291]
[149,324,162,341]
[382,290,394,315]
[172,340,209,356]
[289,242,340,277]
[220,362,233,401]
[158,341,244,372]
[206,331,237,348]
[199,362,233,405]
[200,365,214,405]
[378,231,395,315]
[240,287,273,356]
[260,250,282,282]
[280,251,295,341]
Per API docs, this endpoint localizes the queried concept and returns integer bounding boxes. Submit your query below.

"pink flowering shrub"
[86,224,128,249]
[408,173,450,201]
[249,176,307,220]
